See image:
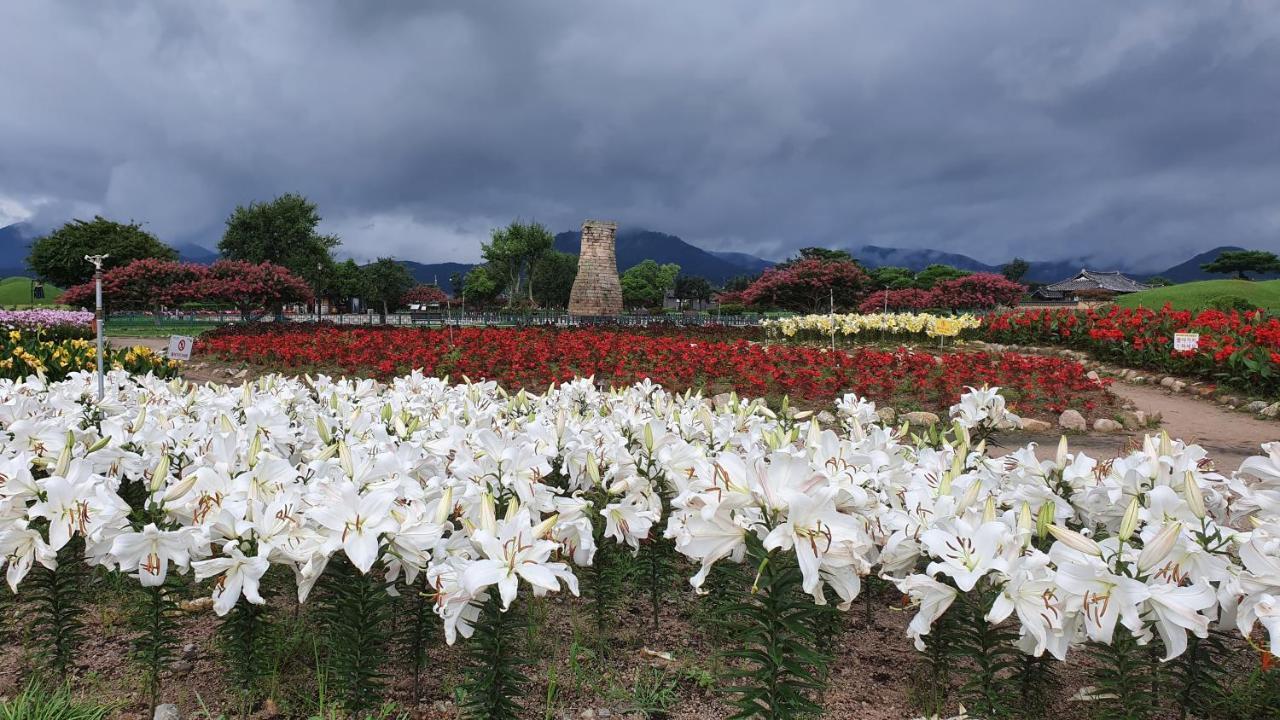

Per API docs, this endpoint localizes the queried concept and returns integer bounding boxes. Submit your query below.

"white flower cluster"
[762,312,982,340]
[890,432,1280,662]
[0,368,1277,663]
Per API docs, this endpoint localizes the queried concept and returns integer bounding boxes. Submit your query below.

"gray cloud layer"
[2,1,1278,270]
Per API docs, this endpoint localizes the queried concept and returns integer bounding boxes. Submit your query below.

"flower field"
[200,324,1110,417]
[762,311,982,341]
[984,305,1280,395]
[0,320,178,382]
[0,368,1277,719]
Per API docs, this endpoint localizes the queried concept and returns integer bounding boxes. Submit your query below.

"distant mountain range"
[0,222,35,277]
[1,220,1273,290]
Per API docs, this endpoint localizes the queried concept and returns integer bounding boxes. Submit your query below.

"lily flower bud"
[531,513,559,539]
[1018,502,1033,533]
[1184,471,1206,520]
[957,479,982,513]
[1055,435,1069,466]
[149,454,171,493]
[163,472,199,503]
[381,404,393,423]
[316,442,338,462]
[479,492,497,535]
[586,454,600,484]
[1037,501,1055,540]
[394,417,408,438]
[982,496,997,523]
[86,436,111,454]
[248,431,262,470]
[643,423,655,453]
[504,497,519,521]
[806,417,822,450]
[435,487,454,524]
[1159,430,1173,457]
[315,418,332,445]
[1118,497,1140,542]
[337,439,353,478]
[1047,525,1103,556]
[132,406,147,433]
[1138,522,1182,571]
[55,431,74,477]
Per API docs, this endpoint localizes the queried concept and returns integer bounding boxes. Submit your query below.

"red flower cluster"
[860,274,1027,313]
[201,325,1110,416]
[984,304,1280,394]
[61,259,311,320]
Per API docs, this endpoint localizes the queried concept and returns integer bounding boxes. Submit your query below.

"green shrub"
[1209,294,1256,313]
[717,303,746,316]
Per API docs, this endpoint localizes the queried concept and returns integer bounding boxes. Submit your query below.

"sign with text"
[1173,332,1200,352]
[167,335,194,361]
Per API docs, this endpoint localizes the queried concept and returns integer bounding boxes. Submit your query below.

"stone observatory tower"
[568,220,623,316]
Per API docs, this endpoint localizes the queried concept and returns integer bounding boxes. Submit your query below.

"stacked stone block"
[568,220,623,316]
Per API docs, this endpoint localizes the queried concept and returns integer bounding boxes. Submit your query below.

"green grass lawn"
[0,276,64,307]
[1115,279,1280,312]
[104,319,224,338]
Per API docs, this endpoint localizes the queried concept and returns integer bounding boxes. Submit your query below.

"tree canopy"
[530,250,578,308]
[481,221,555,305]
[913,264,970,289]
[674,274,714,307]
[26,216,177,287]
[362,258,417,319]
[869,266,915,290]
[1200,250,1280,280]
[739,257,869,312]
[218,193,340,293]
[1001,257,1030,283]
[621,260,680,308]
[326,259,371,313]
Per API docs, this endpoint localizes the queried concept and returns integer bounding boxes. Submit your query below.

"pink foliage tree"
[740,258,870,312]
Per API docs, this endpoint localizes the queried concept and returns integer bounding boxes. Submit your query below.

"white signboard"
[167,335,194,361]
[1173,332,1200,352]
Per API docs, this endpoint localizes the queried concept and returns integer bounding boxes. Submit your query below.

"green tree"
[1146,275,1173,287]
[362,257,416,321]
[482,221,554,306]
[26,217,177,287]
[218,193,340,296]
[777,247,855,269]
[530,251,578,308]
[673,274,713,308]
[1001,257,1030,283]
[914,263,969,289]
[326,259,371,312]
[461,264,505,306]
[1200,250,1280,280]
[722,274,757,293]
[870,266,915,290]
[621,260,680,308]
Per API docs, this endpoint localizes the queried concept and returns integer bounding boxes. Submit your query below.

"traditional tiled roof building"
[1033,269,1151,300]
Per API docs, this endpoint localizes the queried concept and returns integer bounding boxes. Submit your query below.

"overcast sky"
[2,1,1278,271]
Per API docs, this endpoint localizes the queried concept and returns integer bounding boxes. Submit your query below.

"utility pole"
[85,254,109,400]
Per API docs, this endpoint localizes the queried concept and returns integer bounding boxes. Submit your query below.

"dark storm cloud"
[1,0,1277,269]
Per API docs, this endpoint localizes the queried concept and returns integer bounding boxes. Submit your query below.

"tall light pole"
[85,254,108,400]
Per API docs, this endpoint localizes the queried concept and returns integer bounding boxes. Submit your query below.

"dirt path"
[1007,381,1278,472]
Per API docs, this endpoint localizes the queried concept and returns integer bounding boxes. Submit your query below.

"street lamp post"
[85,254,109,400]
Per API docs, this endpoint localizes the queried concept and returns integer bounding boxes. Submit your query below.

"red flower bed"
[984,305,1280,395]
[201,325,1110,415]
